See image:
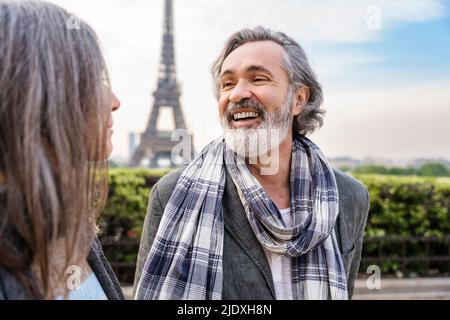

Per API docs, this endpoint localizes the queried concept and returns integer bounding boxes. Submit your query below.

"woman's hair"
[0,0,110,298]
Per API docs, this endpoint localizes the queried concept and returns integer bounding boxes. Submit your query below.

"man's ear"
[293,86,310,116]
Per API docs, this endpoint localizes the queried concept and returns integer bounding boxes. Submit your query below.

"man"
[133,26,370,300]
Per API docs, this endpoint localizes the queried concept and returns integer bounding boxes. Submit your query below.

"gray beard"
[221,90,294,160]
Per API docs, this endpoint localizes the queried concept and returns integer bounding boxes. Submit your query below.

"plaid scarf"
[135,135,348,300]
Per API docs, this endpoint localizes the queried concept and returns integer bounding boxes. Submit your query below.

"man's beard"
[220,89,294,160]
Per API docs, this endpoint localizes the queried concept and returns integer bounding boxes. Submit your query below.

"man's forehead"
[220,40,286,75]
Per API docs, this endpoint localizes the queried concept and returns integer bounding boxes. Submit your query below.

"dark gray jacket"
[0,238,124,300]
[133,168,370,300]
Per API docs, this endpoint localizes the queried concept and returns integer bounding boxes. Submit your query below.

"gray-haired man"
[134,26,370,300]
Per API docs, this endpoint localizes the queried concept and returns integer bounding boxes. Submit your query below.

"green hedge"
[98,169,450,281]
[98,168,171,283]
[353,174,450,277]
[354,174,450,237]
[99,168,172,241]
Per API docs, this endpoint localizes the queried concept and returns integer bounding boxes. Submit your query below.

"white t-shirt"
[263,208,294,300]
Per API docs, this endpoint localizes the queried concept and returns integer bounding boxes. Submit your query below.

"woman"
[0,0,124,299]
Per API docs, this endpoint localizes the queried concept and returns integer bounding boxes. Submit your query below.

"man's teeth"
[233,112,259,120]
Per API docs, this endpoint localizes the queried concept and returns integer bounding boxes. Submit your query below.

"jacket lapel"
[222,169,276,298]
[87,238,125,300]
[334,170,356,256]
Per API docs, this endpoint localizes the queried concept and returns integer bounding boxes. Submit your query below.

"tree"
[353,165,389,175]
[418,163,450,177]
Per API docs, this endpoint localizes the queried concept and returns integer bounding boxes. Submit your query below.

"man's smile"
[228,108,263,128]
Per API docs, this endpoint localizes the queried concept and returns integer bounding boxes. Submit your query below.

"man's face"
[218,40,295,129]
[218,41,301,158]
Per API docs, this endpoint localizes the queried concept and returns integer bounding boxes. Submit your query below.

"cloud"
[175,0,448,43]
[312,80,450,160]
[311,51,386,77]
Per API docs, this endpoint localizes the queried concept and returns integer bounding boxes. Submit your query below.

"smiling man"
[134,26,370,300]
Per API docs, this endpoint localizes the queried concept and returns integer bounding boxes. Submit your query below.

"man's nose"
[228,82,252,103]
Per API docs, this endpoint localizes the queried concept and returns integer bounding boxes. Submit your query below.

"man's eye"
[253,77,268,82]
[222,82,234,89]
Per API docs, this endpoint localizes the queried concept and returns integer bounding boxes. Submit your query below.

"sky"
[47,0,450,162]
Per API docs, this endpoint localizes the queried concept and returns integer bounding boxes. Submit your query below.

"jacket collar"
[223,168,276,298]
[87,238,124,300]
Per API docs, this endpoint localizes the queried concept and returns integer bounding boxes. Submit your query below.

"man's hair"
[211,26,325,136]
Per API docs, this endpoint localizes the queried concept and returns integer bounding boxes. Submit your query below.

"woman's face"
[105,89,121,157]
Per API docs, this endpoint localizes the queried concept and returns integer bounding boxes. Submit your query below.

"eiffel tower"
[129,0,194,167]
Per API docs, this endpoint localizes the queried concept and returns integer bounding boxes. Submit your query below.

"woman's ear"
[293,86,310,116]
